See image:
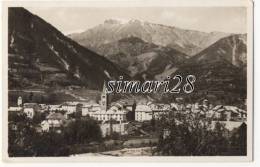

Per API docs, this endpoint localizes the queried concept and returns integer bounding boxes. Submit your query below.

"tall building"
[17,96,22,107]
[101,82,107,111]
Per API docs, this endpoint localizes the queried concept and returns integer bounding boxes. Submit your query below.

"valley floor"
[71,146,155,156]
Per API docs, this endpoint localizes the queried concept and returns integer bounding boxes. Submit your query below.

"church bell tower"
[101,82,107,111]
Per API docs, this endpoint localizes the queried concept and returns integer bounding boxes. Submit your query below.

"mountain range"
[172,34,247,97]
[91,36,188,79]
[8,8,128,90]
[8,8,247,103]
[68,19,229,56]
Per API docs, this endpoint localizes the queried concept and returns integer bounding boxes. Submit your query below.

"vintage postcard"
[1,0,253,162]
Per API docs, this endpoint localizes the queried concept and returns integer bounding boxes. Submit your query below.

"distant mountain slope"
[93,36,187,79]
[170,34,247,100]
[68,19,229,56]
[188,34,247,68]
[8,8,128,90]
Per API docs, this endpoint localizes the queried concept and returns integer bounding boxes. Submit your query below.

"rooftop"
[47,112,65,120]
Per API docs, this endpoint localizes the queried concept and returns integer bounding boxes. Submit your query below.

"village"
[8,82,247,139]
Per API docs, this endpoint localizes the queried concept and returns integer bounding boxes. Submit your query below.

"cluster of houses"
[8,85,247,137]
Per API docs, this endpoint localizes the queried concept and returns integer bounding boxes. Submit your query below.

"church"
[91,82,134,122]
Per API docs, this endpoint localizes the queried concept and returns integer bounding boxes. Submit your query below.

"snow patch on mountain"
[69,19,230,56]
[55,35,78,54]
[74,66,80,79]
[104,70,112,79]
[44,39,70,70]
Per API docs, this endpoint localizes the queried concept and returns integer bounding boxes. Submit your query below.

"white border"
[1,0,254,162]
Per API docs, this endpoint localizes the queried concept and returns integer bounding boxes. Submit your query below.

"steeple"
[17,96,22,107]
[101,81,107,111]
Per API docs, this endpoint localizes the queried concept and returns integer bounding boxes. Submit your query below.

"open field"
[72,147,156,156]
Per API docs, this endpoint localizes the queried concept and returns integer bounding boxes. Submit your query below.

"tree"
[8,112,69,157]
[110,132,120,140]
[32,131,69,156]
[151,117,156,132]
[29,92,33,102]
[32,112,46,125]
[40,95,45,103]
[230,123,247,155]
[156,110,230,156]
[64,118,102,145]
[8,112,36,156]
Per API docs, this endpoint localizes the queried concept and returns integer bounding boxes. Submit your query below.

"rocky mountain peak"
[69,19,230,56]
[104,19,123,24]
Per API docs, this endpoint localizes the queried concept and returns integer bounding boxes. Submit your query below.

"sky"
[26,7,247,35]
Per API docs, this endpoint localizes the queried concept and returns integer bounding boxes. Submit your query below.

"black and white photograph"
[1,0,253,162]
